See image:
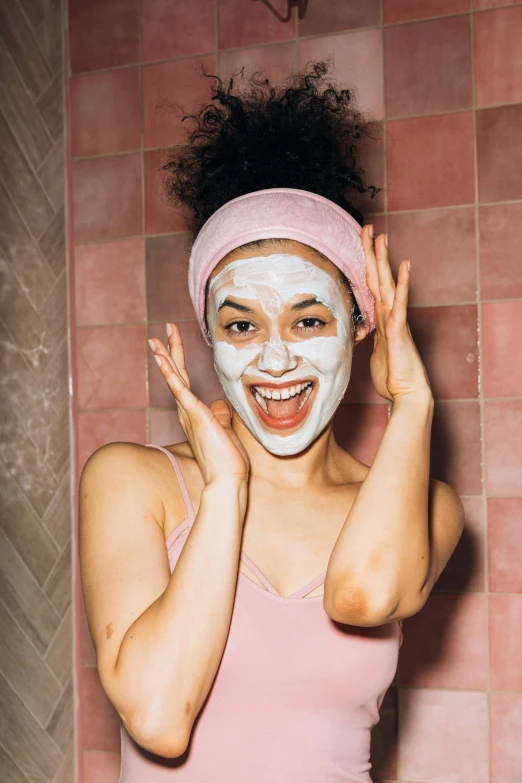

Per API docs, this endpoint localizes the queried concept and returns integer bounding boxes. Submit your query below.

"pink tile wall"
[65,2,522,781]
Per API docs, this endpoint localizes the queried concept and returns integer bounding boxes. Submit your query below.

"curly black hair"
[161,57,382,334]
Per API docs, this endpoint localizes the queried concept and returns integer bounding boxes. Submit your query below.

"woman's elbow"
[127,716,191,759]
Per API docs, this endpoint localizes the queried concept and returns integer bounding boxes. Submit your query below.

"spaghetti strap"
[146,444,196,523]
[240,552,281,596]
[287,571,326,599]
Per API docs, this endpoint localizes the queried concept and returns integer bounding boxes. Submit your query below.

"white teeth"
[271,390,281,400]
[252,381,313,402]
[254,390,268,413]
[265,389,272,399]
[297,383,313,411]
[281,388,290,400]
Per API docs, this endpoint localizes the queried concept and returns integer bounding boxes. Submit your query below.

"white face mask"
[207,254,354,456]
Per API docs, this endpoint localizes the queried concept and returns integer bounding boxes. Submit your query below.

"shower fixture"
[251,0,309,23]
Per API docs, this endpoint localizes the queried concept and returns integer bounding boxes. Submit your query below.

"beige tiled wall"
[0,0,74,780]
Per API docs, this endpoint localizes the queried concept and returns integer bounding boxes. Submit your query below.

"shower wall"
[66,1,522,782]
[0,0,74,781]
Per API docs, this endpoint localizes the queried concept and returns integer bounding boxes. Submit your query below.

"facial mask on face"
[207,254,354,456]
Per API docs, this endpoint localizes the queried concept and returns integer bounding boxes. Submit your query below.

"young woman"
[79,61,464,782]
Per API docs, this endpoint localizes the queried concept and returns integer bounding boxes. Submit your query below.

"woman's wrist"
[202,477,249,513]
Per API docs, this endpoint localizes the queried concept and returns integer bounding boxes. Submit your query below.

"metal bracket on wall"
[251,0,309,23]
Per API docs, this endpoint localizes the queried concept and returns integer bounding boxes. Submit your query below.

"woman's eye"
[225,321,255,334]
[297,317,326,330]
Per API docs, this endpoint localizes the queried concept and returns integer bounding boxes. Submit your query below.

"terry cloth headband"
[187,187,375,345]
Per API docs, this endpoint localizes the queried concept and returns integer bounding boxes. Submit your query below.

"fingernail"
[154,355,162,367]
[407,259,411,271]
[148,338,155,352]
[384,233,388,248]
[166,323,172,337]
[369,224,374,239]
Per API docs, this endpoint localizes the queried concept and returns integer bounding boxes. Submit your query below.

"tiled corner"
[68,0,140,74]
[407,305,478,401]
[482,301,522,398]
[299,29,385,120]
[70,68,141,157]
[299,0,380,37]
[477,104,522,203]
[146,234,194,322]
[397,593,486,689]
[475,5,522,106]
[430,401,482,495]
[142,54,217,149]
[218,42,297,85]
[384,15,472,118]
[398,688,489,783]
[490,692,522,783]
[83,750,121,783]
[489,594,522,691]
[479,203,522,300]
[144,148,188,235]
[387,208,477,306]
[484,399,522,496]
[218,0,296,49]
[79,666,121,752]
[383,0,470,24]
[74,239,146,327]
[72,154,143,243]
[488,498,522,593]
[77,323,148,410]
[77,410,148,472]
[386,112,475,210]
[141,0,215,63]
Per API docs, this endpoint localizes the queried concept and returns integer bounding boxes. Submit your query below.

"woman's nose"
[257,338,297,374]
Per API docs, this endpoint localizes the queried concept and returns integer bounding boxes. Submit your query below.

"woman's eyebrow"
[291,297,329,311]
[218,298,254,313]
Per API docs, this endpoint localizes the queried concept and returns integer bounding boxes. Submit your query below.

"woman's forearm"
[110,478,247,756]
[325,391,434,625]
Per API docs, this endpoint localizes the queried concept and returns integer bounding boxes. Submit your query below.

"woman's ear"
[353,324,369,347]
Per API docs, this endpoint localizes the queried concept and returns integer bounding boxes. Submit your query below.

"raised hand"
[361,226,433,403]
[148,323,249,485]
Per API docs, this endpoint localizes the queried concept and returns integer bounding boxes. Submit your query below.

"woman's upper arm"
[79,442,171,690]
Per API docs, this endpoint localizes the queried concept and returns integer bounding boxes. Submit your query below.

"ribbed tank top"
[120,444,403,783]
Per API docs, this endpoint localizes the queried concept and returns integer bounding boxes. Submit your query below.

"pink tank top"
[120,444,403,783]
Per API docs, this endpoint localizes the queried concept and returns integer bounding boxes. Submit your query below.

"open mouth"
[248,379,316,430]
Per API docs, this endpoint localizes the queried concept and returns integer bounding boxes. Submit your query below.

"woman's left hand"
[361,225,433,403]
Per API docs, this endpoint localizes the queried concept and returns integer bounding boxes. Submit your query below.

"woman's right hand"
[148,323,250,486]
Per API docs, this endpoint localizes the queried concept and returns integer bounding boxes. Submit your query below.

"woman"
[79,61,464,781]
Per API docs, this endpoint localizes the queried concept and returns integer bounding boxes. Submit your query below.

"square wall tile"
[77,410,147,472]
[142,0,215,63]
[334,403,390,467]
[143,55,216,149]
[149,409,185,447]
[476,0,520,6]
[299,0,380,37]
[479,203,522,300]
[387,208,477,306]
[77,323,147,409]
[383,0,470,24]
[477,104,522,203]
[146,234,193,322]
[68,0,139,74]
[407,305,478,400]
[299,29,384,120]
[74,239,145,326]
[485,400,522,496]
[431,401,482,495]
[72,154,142,243]
[475,6,522,106]
[384,15,472,118]
[219,42,297,85]
[386,112,475,211]
[83,751,121,783]
[434,495,485,593]
[488,498,522,593]
[397,593,486,689]
[218,0,296,49]
[79,666,121,752]
[490,692,522,783]
[398,688,488,783]
[482,301,522,398]
[489,594,522,691]
[70,68,141,157]
[144,149,189,236]
[147,321,222,408]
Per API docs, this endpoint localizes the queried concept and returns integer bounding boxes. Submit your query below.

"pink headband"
[188,187,375,344]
